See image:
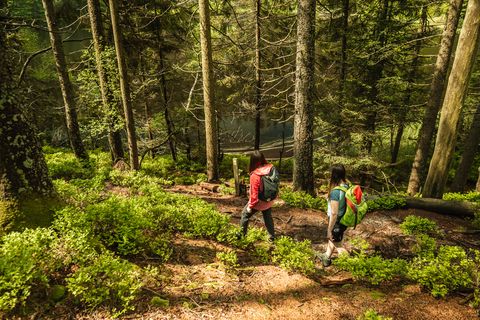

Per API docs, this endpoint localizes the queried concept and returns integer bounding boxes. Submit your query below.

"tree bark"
[0,17,54,231]
[254,0,262,150]
[41,0,88,161]
[391,6,427,164]
[293,0,316,194]
[423,0,480,198]
[451,103,480,192]
[476,167,480,191]
[87,0,124,163]
[407,0,464,195]
[405,197,478,218]
[339,0,349,94]
[198,0,219,181]
[159,48,177,162]
[362,0,390,154]
[108,0,139,170]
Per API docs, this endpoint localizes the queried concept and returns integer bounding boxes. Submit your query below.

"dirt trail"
[113,184,478,320]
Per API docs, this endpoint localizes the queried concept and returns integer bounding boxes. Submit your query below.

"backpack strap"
[332,186,347,223]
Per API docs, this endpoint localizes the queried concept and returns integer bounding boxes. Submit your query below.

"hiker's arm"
[248,174,260,209]
[328,200,339,240]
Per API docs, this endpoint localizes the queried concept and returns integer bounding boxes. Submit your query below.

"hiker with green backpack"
[239,150,280,242]
[318,164,368,267]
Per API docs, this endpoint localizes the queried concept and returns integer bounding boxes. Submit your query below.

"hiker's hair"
[249,150,267,173]
[328,164,346,199]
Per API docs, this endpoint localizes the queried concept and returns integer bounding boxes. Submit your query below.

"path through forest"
[100,184,478,320]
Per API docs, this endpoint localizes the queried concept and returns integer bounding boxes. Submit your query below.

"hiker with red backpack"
[318,164,367,267]
[239,150,279,242]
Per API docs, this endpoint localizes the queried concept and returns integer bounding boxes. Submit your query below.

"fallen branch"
[199,182,220,192]
[405,197,479,218]
[139,133,174,168]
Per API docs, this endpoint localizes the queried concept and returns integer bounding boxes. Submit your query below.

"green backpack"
[334,185,368,229]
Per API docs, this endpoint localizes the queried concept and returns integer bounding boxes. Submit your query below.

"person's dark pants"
[240,204,275,241]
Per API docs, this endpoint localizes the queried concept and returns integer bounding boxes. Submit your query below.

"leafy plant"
[407,245,473,297]
[272,237,315,275]
[46,151,94,180]
[366,195,406,212]
[66,253,142,316]
[0,228,59,312]
[216,250,239,268]
[443,191,480,203]
[400,215,438,235]
[357,309,392,320]
[334,240,407,285]
[281,187,327,210]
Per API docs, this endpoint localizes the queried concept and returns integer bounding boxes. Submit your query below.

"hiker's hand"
[246,207,252,214]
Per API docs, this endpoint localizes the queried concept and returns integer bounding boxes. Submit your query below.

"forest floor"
[51,184,479,320]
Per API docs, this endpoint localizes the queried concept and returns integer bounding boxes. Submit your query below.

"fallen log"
[199,182,220,192]
[405,197,479,218]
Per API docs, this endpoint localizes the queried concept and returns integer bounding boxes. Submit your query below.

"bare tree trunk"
[391,5,427,164]
[407,0,464,195]
[87,0,124,163]
[476,167,480,191]
[108,0,139,170]
[451,103,480,192]
[198,0,219,181]
[159,48,177,162]
[0,19,54,232]
[41,0,88,161]
[362,0,390,154]
[293,0,316,194]
[339,0,349,94]
[254,0,262,150]
[423,0,480,198]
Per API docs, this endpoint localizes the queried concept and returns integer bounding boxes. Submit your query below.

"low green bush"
[281,187,327,210]
[400,215,438,236]
[216,250,239,268]
[272,237,315,275]
[334,253,407,285]
[366,195,406,212]
[407,245,473,297]
[443,191,480,203]
[412,234,437,258]
[357,309,392,320]
[66,252,142,316]
[46,152,94,180]
[0,228,60,312]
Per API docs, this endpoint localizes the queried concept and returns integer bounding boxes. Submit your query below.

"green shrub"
[407,245,473,297]
[412,234,437,258]
[66,253,142,316]
[366,195,406,212]
[400,215,438,235]
[0,228,59,312]
[281,188,327,210]
[443,191,480,203]
[216,250,239,268]
[272,237,315,275]
[334,252,407,285]
[46,152,94,180]
[357,309,392,320]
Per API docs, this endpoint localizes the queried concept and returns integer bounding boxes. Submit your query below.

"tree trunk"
[41,0,88,161]
[362,0,390,154]
[87,0,124,163]
[476,167,480,191]
[108,0,139,170]
[159,48,177,162]
[339,0,349,94]
[451,103,480,192]
[407,0,464,195]
[423,0,480,198]
[254,0,262,150]
[293,0,316,194]
[0,19,54,232]
[405,197,478,218]
[198,0,219,181]
[391,6,427,164]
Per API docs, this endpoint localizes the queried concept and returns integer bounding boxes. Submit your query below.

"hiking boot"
[316,253,332,267]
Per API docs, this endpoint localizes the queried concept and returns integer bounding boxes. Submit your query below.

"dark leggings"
[240,204,275,241]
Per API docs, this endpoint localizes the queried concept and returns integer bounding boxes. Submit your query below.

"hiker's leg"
[261,208,275,241]
[325,240,336,258]
[240,204,256,236]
